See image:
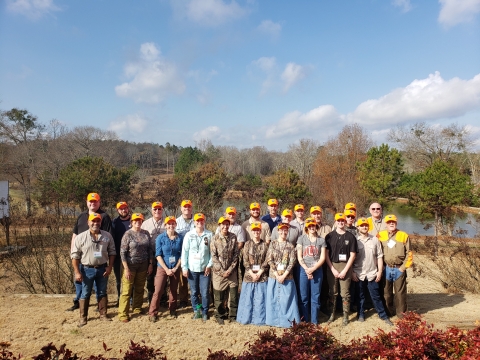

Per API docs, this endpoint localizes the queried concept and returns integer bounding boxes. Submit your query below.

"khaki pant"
[118,262,148,321]
[384,269,407,317]
[327,262,352,305]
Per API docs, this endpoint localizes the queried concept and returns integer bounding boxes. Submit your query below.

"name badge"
[252,265,260,272]
[277,264,285,271]
[93,251,102,258]
[339,254,347,262]
[387,239,396,249]
[193,253,201,260]
[169,256,176,264]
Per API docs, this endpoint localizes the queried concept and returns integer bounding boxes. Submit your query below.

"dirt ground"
[1,255,479,359]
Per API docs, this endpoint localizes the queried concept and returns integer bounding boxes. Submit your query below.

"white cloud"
[108,114,148,135]
[252,57,276,72]
[257,20,282,39]
[438,0,480,27]
[392,0,412,13]
[115,42,185,104]
[347,72,480,125]
[193,125,225,142]
[172,0,247,26]
[6,0,60,19]
[251,57,277,95]
[281,62,309,92]
[265,105,340,139]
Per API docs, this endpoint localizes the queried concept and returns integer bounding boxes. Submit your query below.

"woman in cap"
[148,216,184,322]
[265,223,300,327]
[296,218,327,324]
[237,222,269,325]
[118,213,154,322]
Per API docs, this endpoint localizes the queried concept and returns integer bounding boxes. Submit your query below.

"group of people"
[70,193,413,328]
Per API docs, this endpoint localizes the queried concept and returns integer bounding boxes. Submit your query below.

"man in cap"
[310,206,332,239]
[67,192,112,312]
[176,199,195,308]
[111,201,131,305]
[290,204,306,234]
[378,215,413,318]
[215,207,246,250]
[71,213,116,327]
[367,202,387,237]
[352,218,393,326]
[141,201,165,306]
[325,213,358,326]
[344,209,357,237]
[241,202,271,244]
[270,209,300,246]
[261,199,282,232]
[211,216,239,325]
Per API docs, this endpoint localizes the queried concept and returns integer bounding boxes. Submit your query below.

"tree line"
[1,107,479,239]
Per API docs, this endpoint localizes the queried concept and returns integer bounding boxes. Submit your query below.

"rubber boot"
[78,298,89,327]
[327,297,335,323]
[342,301,349,326]
[66,299,79,311]
[98,297,111,321]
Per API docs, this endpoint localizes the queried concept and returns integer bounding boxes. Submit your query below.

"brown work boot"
[78,299,89,327]
[327,297,335,323]
[98,297,111,321]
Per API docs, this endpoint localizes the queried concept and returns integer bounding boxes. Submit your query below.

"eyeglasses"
[371,208,381,211]
[346,215,355,219]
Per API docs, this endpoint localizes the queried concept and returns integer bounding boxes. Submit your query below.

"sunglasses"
[371,208,381,210]
[346,215,355,219]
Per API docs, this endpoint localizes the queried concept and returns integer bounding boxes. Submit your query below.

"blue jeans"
[80,264,108,300]
[187,270,211,316]
[298,266,323,324]
[75,264,100,302]
[357,278,388,319]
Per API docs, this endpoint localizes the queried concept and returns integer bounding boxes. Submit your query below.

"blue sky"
[1,0,479,150]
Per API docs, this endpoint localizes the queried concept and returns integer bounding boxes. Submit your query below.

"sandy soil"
[1,255,479,359]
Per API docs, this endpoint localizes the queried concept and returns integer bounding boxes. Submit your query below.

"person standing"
[176,199,195,308]
[111,201,131,306]
[67,192,112,312]
[211,216,240,325]
[265,223,300,328]
[71,213,116,327]
[352,218,393,326]
[270,209,300,245]
[325,213,358,326]
[367,202,387,237]
[241,202,271,244]
[296,219,326,324]
[237,222,269,325]
[344,209,357,237]
[290,204,306,235]
[309,206,332,239]
[141,201,165,306]
[378,214,413,318]
[181,213,213,322]
[149,216,183,321]
[261,199,282,232]
[118,213,154,322]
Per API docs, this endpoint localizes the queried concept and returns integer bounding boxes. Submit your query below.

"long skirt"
[237,281,267,325]
[265,277,300,328]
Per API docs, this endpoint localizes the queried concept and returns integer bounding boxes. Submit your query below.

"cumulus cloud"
[171,0,247,26]
[257,20,282,39]
[108,114,148,136]
[281,62,309,92]
[392,0,412,13]
[347,72,480,125]
[193,125,225,142]
[438,0,480,27]
[250,56,277,95]
[115,42,185,104]
[6,0,60,19]
[265,105,340,139]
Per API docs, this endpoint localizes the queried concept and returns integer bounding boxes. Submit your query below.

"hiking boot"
[358,316,365,322]
[342,312,349,326]
[66,300,79,312]
[169,310,177,319]
[202,314,208,323]
[98,297,111,321]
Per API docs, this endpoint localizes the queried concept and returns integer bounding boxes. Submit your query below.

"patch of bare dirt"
[0,255,479,359]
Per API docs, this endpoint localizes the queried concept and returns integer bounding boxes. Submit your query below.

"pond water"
[218,200,479,238]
